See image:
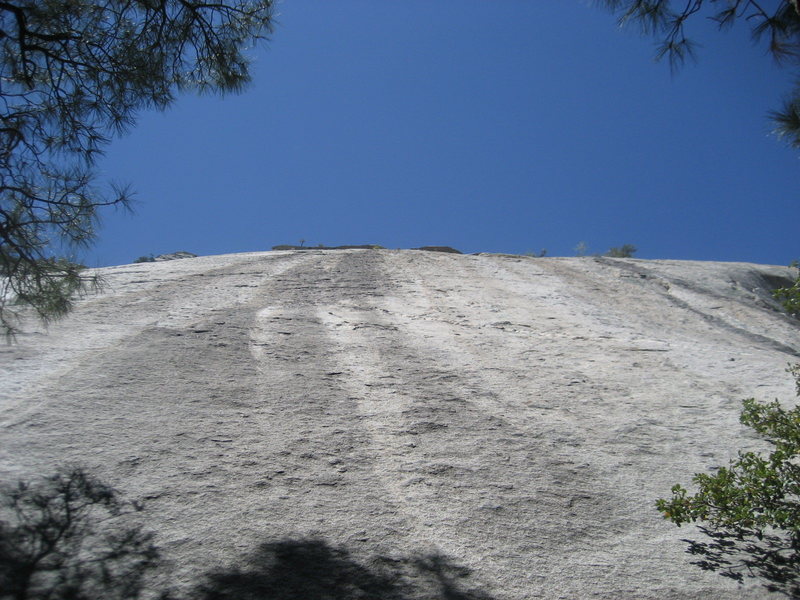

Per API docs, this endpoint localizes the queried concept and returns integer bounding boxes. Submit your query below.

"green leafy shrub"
[773,276,800,318]
[657,364,800,591]
[605,244,637,258]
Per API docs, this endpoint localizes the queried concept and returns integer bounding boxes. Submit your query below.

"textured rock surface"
[154,250,197,261]
[1,249,799,598]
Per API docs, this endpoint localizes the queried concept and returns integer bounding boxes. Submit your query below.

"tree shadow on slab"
[193,537,497,600]
[0,466,159,600]
[682,526,800,597]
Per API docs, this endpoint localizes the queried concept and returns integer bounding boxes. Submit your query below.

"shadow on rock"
[194,537,496,600]
[0,469,497,600]
[682,526,800,597]
[0,467,159,600]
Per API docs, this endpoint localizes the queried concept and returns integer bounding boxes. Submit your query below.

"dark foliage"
[597,1,800,147]
[774,276,800,317]
[133,255,155,264]
[0,1,273,335]
[605,244,637,258]
[413,246,463,254]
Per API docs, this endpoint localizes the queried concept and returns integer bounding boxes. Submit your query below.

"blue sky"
[90,0,800,267]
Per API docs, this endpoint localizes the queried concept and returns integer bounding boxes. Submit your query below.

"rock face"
[1,249,799,599]
[154,250,197,261]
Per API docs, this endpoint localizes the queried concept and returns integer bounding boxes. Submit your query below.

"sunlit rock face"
[2,249,798,599]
